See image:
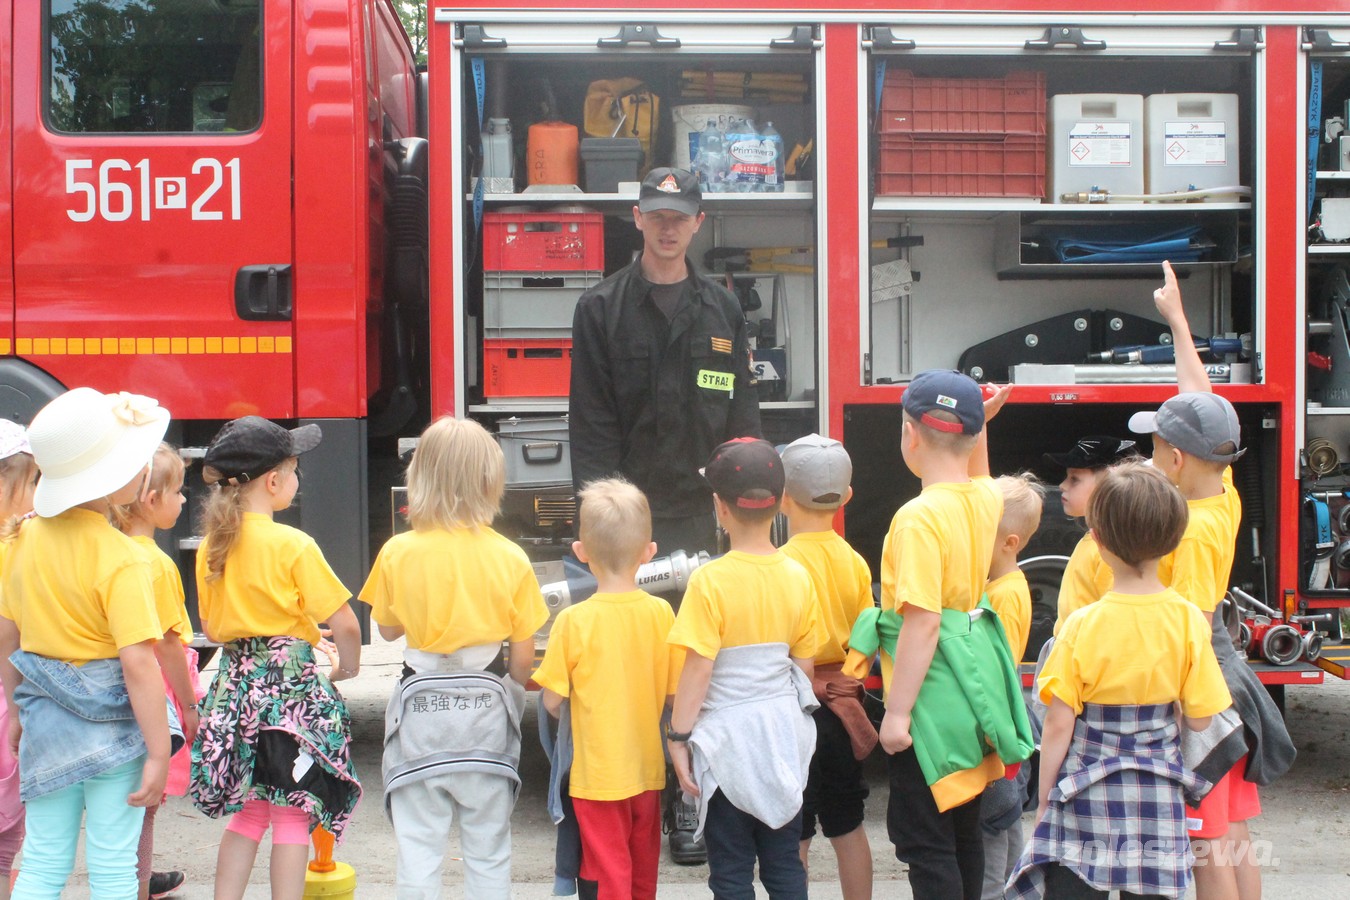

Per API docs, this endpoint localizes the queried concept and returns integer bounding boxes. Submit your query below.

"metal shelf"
[873,197,1251,215]
[1309,244,1350,255]
[469,399,815,414]
[1308,406,1350,415]
[471,182,814,213]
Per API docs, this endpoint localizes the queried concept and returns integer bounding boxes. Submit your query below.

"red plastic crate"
[483,339,573,397]
[876,134,1045,198]
[878,71,1046,137]
[482,211,604,272]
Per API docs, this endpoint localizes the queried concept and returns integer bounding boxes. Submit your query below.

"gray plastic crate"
[497,415,572,487]
[483,271,603,339]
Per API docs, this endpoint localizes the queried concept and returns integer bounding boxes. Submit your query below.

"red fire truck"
[5,2,1350,690]
[1,0,424,609]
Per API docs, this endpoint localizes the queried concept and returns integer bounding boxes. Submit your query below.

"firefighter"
[568,166,762,865]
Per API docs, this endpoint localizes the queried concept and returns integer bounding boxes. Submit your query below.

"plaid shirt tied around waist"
[1007,702,1212,899]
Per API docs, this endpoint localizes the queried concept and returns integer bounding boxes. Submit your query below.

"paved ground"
[49,637,1350,897]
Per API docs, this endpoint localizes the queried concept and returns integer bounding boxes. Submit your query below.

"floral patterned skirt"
[190,636,361,839]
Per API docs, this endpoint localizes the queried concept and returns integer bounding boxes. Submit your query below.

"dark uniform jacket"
[569,255,761,519]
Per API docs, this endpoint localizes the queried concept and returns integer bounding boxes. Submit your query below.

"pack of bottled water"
[692,118,785,192]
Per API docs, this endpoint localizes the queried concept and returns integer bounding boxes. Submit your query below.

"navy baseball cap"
[903,369,984,436]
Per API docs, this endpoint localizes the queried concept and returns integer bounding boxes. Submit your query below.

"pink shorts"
[1186,757,1261,839]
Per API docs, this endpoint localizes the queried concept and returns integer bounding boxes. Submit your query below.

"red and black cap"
[702,437,784,510]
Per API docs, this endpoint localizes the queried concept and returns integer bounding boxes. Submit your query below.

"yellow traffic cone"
[303,826,356,899]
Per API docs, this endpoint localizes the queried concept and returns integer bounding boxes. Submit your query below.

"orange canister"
[527,121,580,186]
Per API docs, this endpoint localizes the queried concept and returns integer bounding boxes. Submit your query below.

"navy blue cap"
[902,369,984,436]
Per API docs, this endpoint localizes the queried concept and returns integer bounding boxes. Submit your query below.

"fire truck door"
[11,1,294,421]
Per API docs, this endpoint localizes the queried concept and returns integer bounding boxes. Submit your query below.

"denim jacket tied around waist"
[10,649,182,800]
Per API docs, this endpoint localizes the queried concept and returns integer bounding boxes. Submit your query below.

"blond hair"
[199,456,295,581]
[903,410,979,456]
[996,472,1044,544]
[577,478,652,573]
[1087,461,1188,568]
[111,442,186,531]
[0,450,38,542]
[406,416,504,531]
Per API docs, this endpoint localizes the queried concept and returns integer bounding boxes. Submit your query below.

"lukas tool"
[1089,335,1248,364]
[539,548,711,611]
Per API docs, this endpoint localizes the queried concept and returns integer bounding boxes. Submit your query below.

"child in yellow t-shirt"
[1126,259,1292,900]
[980,472,1045,899]
[778,433,874,900]
[0,389,172,898]
[667,438,822,899]
[534,478,680,900]
[113,442,198,900]
[361,416,547,900]
[192,417,361,900]
[987,473,1045,664]
[1044,436,1139,633]
[878,369,1008,900]
[1010,461,1231,899]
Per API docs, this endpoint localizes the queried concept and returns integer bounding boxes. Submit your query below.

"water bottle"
[481,117,515,192]
[695,123,727,189]
[760,121,785,193]
[726,118,762,192]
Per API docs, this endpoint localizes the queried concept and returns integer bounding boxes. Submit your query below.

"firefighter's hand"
[1153,260,1184,325]
[982,383,1013,422]
[668,739,700,797]
[879,710,913,754]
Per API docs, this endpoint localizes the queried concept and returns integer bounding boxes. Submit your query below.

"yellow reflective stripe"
[7,336,293,355]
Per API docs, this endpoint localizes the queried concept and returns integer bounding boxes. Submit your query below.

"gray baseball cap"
[781,434,852,509]
[1128,393,1246,463]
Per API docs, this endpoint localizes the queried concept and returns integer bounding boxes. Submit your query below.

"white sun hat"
[29,388,170,517]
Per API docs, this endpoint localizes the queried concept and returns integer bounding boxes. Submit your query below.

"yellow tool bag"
[583,78,660,175]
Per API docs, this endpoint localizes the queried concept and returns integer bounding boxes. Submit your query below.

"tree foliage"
[393,1,427,66]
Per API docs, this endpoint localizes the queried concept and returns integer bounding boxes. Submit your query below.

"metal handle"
[597,25,680,49]
[1025,26,1106,51]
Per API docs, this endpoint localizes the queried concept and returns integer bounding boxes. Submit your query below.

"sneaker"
[148,870,185,898]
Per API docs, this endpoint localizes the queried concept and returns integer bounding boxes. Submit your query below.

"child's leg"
[80,757,151,900]
[628,790,661,900]
[11,778,86,900]
[1043,862,1109,899]
[1189,760,1252,900]
[266,805,312,900]
[574,797,635,900]
[980,826,1011,900]
[750,805,807,900]
[888,746,979,900]
[703,790,757,900]
[450,772,514,900]
[215,798,271,900]
[0,819,25,900]
[389,774,457,900]
[136,802,158,899]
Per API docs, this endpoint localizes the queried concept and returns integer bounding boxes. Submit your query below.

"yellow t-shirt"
[987,569,1031,662]
[1054,532,1113,636]
[533,590,680,801]
[1159,468,1240,615]
[881,476,1003,615]
[0,508,161,663]
[361,526,548,652]
[133,535,193,644]
[1038,588,1231,716]
[196,513,350,644]
[780,530,874,666]
[667,551,822,661]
